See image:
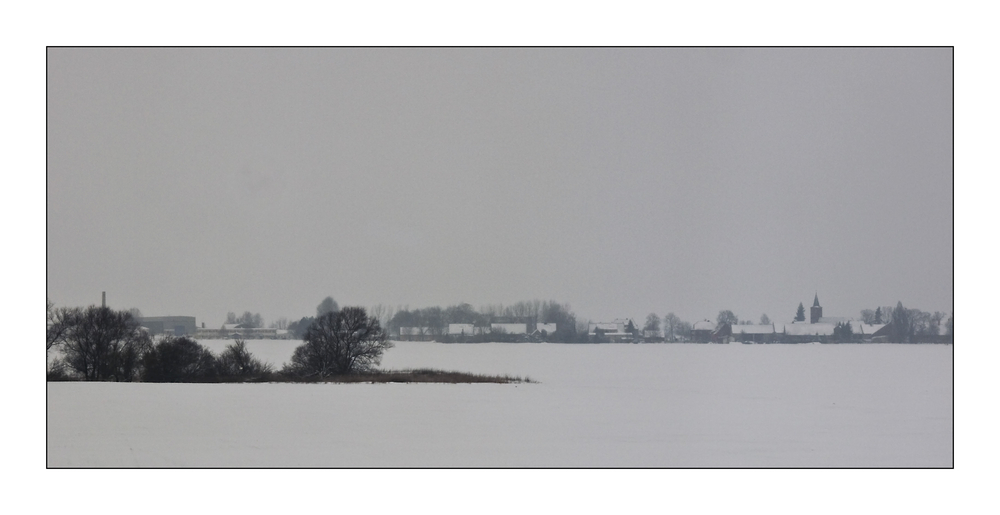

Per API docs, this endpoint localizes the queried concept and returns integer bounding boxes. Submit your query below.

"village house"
[690,320,717,343]
[588,318,637,342]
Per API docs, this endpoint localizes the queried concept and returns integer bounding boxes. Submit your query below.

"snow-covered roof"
[852,323,886,335]
[730,324,776,335]
[779,323,836,336]
[692,320,716,331]
[589,322,619,332]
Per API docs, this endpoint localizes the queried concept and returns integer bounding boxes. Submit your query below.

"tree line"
[858,303,952,338]
[47,299,391,381]
[863,302,953,343]
[387,300,580,342]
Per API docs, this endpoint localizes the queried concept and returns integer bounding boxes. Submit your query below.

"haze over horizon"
[47,48,952,328]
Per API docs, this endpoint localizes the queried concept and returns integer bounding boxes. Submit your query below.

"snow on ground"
[47,342,952,467]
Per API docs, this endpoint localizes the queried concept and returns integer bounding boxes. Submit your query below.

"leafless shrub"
[216,339,272,379]
[141,336,217,382]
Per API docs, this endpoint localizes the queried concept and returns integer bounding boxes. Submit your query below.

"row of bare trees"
[48,298,390,381]
[640,313,695,341]
[48,299,275,381]
[859,303,953,338]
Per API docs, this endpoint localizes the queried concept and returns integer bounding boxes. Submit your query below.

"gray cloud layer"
[47,48,952,326]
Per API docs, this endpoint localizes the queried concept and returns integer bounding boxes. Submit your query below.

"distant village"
[134,294,953,345]
[697,295,899,344]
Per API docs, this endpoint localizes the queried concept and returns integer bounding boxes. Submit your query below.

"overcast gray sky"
[47,48,952,326]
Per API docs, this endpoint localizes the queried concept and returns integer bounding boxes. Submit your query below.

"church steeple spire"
[810,293,823,323]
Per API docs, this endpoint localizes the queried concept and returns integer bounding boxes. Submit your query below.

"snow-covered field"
[46,341,952,467]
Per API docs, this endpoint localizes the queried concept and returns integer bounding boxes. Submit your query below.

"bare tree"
[369,304,399,334]
[47,299,79,351]
[287,306,392,377]
[662,312,680,341]
[537,300,577,341]
[508,300,542,319]
[62,306,152,381]
[402,306,446,335]
[369,304,387,328]
[717,310,738,328]
[676,320,693,340]
[384,305,396,333]
[234,311,263,328]
[929,311,946,336]
[480,304,502,319]
[644,313,661,335]
[317,296,339,318]
[860,309,876,325]
[759,314,771,325]
[908,308,933,336]
[880,306,895,325]
[444,303,478,325]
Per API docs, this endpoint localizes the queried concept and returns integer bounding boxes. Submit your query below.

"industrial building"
[139,316,197,336]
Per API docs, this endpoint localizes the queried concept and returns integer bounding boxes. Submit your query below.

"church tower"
[810,293,823,324]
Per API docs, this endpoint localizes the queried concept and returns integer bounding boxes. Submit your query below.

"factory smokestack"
[102,291,106,308]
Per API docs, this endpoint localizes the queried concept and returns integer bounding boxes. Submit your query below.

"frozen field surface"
[47,342,952,467]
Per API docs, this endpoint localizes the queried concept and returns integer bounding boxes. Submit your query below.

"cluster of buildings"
[397,319,558,340]
[137,295,942,344]
[583,296,917,344]
[138,316,293,340]
[691,295,890,343]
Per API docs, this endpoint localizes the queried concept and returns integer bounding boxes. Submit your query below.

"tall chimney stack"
[102,291,106,308]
